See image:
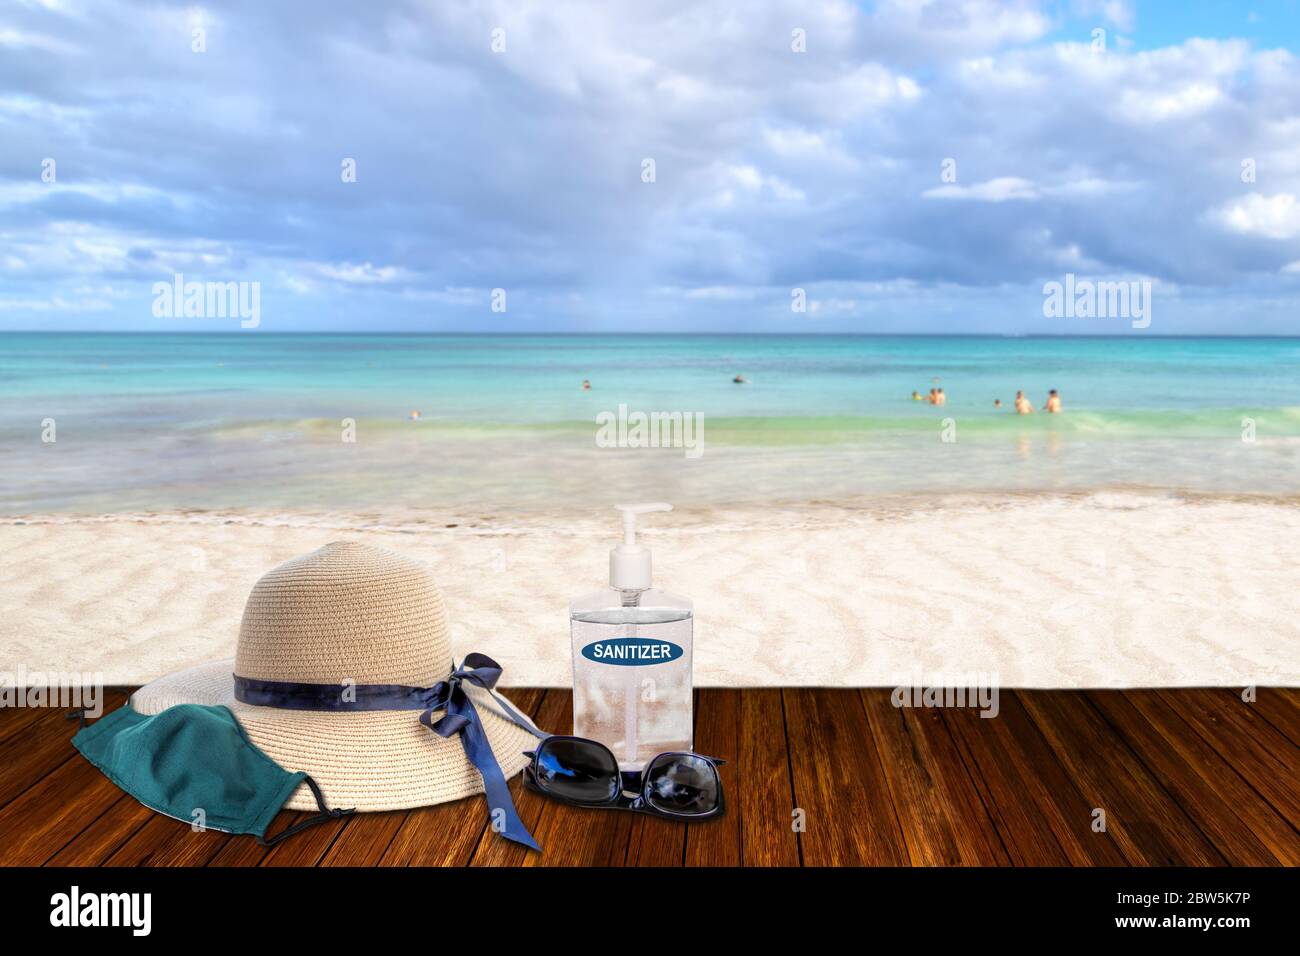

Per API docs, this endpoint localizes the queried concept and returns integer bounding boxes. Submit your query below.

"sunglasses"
[523,736,726,820]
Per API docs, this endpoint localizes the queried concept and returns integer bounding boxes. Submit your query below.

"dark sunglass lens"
[535,739,619,803]
[645,754,719,815]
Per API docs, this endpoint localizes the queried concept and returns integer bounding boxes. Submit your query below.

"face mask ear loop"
[258,774,356,846]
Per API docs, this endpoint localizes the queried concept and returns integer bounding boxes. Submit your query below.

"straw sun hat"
[131,541,543,812]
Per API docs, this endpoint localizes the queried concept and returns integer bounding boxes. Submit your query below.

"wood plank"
[1088,690,1295,866]
[0,703,55,746]
[516,797,634,866]
[0,690,130,810]
[736,689,800,866]
[622,688,696,867]
[624,687,702,867]
[0,696,82,749]
[3,690,237,867]
[471,689,634,867]
[205,825,278,866]
[683,689,741,865]
[107,814,236,867]
[1018,692,1224,865]
[318,810,407,866]
[4,688,1297,867]
[941,691,1126,865]
[0,755,130,865]
[386,688,549,866]
[1157,688,1300,828]
[861,691,1010,865]
[784,688,907,865]
[45,794,154,866]
[70,689,240,867]
[380,798,487,865]
[259,812,353,866]
[1227,688,1300,748]
[624,814,687,865]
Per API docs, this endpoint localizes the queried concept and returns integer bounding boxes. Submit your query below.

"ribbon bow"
[232,654,546,851]
[419,653,542,851]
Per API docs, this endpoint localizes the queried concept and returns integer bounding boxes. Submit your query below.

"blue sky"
[2,0,1300,334]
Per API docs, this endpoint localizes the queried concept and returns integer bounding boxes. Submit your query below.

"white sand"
[2,491,1297,688]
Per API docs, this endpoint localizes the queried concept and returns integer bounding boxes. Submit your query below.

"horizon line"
[2,330,1299,339]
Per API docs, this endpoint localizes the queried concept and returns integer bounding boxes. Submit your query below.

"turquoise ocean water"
[2,334,1299,512]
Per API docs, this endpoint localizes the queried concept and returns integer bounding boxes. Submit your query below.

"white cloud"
[0,28,77,53]
[830,64,922,114]
[316,262,403,284]
[2,2,1300,332]
[1043,176,1141,198]
[922,177,1039,201]
[870,0,1052,52]
[1216,193,1300,239]
[706,164,807,206]
[957,56,1043,89]
[1120,82,1221,122]
[680,286,759,301]
[0,181,175,206]
[0,292,113,312]
[762,127,827,156]
[1071,0,1136,32]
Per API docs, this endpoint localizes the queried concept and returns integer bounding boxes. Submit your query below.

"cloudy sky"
[3,0,1300,333]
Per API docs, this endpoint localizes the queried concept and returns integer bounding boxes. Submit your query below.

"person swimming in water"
[1014,390,1033,415]
[733,374,747,384]
[993,398,1002,408]
[1043,389,1061,413]
[582,379,592,391]
[409,409,421,422]
[935,388,946,406]
[912,391,923,401]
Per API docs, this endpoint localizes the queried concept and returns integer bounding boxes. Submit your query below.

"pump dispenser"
[609,502,670,590]
[570,503,694,770]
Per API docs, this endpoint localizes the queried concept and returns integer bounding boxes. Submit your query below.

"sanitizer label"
[581,637,684,666]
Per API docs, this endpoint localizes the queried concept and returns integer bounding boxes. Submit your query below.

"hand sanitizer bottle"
[570,503,694,771]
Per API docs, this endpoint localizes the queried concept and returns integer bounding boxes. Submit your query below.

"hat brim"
[130,660,542,813]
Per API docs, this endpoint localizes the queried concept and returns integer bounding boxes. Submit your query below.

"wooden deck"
[0,688,1296,866]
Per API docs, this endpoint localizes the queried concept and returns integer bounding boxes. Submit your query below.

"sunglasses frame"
[523,735,727,821]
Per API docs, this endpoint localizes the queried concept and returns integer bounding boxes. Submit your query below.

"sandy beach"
[3,490,1296,689]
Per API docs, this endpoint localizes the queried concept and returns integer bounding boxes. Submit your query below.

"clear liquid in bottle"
[570,586,693,771]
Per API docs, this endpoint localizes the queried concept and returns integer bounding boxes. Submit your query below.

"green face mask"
[73,704,351,844]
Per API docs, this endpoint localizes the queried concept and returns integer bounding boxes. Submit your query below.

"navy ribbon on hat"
[234,652,546,851]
